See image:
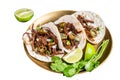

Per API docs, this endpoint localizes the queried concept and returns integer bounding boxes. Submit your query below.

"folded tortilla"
[72,11,106,44]
[54,15,86,53]
[23,22,64,62]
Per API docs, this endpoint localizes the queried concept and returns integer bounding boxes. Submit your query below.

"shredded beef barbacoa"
[77,15,98,41]
[56,22,81,49]
[24,25,63,56]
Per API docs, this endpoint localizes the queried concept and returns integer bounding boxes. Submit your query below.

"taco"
[54,15,86,53]
[22,22,65,62]
[72,11,106,44]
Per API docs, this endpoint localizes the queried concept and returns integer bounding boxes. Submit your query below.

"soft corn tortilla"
[23,22,64,62]
[72,11,106,44]
[54,15,86,53]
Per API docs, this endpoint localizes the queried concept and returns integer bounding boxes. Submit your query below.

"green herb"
[47,38,54,42]
[50,63,67,72]
[85,39,109,71]
[84,61,99,72]
[46,50,51,55]
[66,40,71,45]
[97,27,101,31]
[36,26,41,30]
[50,57,85,77]
[75,60,86,73]
[51,56,62,63]
[50,56,67,72]
[50,39,109,77]
[63,66,76,77]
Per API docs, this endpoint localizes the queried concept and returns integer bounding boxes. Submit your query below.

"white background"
[0,0,120,80]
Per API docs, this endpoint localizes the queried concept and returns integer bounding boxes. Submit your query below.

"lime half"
[63,48,83,63]
[14,8,34,22]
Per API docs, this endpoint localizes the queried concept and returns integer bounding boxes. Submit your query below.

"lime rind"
[14,8,34,22]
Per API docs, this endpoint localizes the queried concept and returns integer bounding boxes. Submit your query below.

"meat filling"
[23,25,63,56]
[56,22,81,49]
[77,15,99,41]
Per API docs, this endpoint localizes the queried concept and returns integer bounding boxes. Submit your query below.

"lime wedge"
[63,48,83,63]
[14,8,34,22]
[84,43,96,61]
